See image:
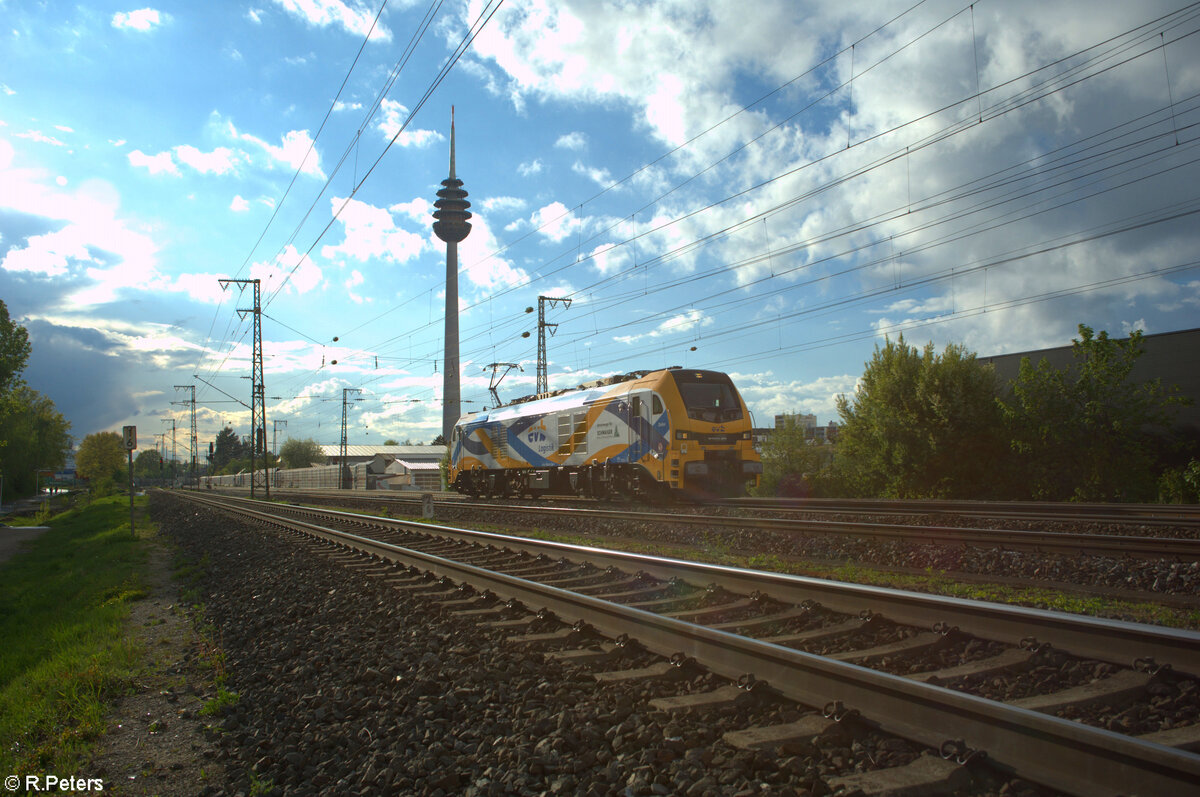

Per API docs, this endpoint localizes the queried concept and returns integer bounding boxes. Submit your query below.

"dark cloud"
[21,319,140,439]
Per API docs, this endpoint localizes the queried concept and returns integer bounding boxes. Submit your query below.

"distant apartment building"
[775,413,817,433]
[768,413,838,444]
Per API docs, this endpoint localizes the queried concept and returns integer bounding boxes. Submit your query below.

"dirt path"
[0,525,49,566]
[89,530,229,795]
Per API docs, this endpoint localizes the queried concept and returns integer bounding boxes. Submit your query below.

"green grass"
[0,495,152,778]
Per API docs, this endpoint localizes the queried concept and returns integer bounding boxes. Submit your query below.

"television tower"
[432,107,472,442]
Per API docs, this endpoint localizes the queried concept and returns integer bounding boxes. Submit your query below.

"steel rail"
[723,496,1200,524]
[178,491,1200,797]
[196,493,1200,676]
[222,486,1200,526]
[219,487,1200,559]
[492,503,1200,560]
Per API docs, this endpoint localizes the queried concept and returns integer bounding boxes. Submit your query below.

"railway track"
[213,487,1200,559]
[721,496,1200,527]
[178,491,1200,796]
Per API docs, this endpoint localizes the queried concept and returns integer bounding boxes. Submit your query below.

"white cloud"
[271,0,391,41]
[219,117,325,178]
[735,371,859,425]
[555,131,587,150]
[321,196,426,264]
[588,241,631,276]
[614,309,711,344]
[16,130,65,147]
[481,196,526,213]
[571,160,613,187]
[230,195,250,212]
[249,244,324,295]
[530,201,582,243]
[127,149,179,176]
[376,99,441,147]
[166,272,234,305]
[345,269,366,303]
[112,9,164,32]
[174,145,237,175]
[517,159,543,177]
[1,228,94,277]
[247,8,264,24]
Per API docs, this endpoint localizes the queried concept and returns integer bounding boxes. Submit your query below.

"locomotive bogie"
[450,368,761,500]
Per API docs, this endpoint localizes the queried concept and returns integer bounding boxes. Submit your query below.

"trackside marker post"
[123,425,136,537]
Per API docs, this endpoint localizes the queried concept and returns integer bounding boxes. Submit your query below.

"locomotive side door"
[627,392,644,460]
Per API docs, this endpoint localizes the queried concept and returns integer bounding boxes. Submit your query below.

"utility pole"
[272,419,287,460]
[340,388,361,489]
[219,278,268,499]
[272,419,287,489]
[161,418,176,486]
[483,363,522,408]
[530,296,571,394]
[174,385,197,489]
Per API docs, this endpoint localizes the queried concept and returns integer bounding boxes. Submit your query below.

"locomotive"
[449,367,762,500]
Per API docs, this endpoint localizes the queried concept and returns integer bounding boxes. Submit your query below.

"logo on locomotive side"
[527,418,549,443]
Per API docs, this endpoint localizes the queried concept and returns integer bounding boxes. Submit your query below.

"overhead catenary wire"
[197,1,1200,439]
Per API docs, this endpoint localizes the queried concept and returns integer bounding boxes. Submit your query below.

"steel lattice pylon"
[219,278,268,499]
[340,388,361,489]
[536,295,571,395]
[174,384,198,489]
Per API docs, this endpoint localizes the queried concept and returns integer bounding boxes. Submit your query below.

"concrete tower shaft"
[433,108,472,443]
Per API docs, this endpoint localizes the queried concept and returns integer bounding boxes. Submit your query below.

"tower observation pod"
[433,107,472,444]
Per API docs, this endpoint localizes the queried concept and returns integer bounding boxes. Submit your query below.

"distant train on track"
[450,367,762,500]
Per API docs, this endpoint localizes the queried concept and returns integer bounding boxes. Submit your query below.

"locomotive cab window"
[652,395,664,415]
[670,370,744,422]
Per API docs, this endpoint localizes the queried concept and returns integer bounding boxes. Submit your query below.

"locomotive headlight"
[675,431,689,440]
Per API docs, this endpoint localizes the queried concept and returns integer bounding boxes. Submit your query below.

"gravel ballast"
[152,494,1058,796]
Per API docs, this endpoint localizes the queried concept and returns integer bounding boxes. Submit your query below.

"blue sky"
[3,0,1199,460]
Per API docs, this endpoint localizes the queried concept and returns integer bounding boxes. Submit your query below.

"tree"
[75,431,126,494]
[753,418,836,497]
[0,300,31,395]
[0,304,71,501]
[998,324,1188,501]
[278,437,325,469]
[133,449,165,479]
[431,434,447,447]
[0,385,72,501]
[211,426,246,471]
[383,438,399,446]
[835,335,1007,498]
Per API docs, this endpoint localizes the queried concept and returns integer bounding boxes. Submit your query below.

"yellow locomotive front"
[658,368,761,497]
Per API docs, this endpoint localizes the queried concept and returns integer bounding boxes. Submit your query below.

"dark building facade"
[979,327,1200,434]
